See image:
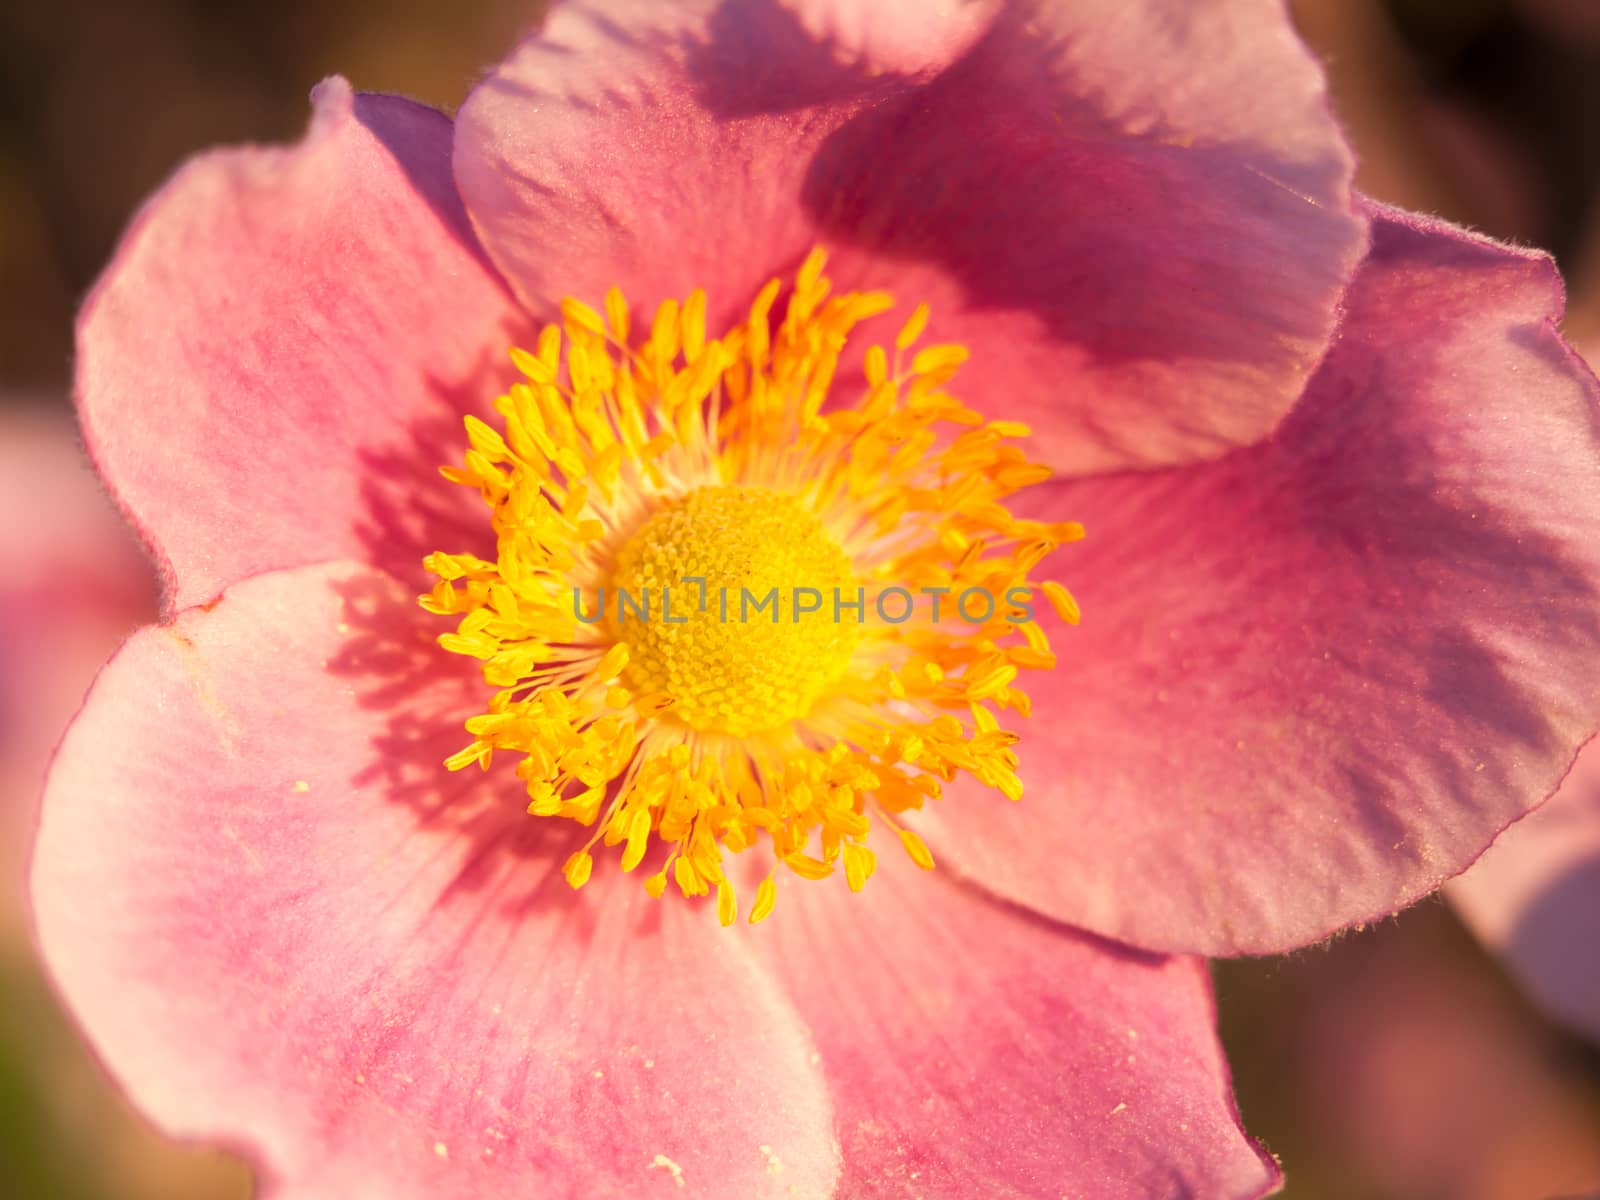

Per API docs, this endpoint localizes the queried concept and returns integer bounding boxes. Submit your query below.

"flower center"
[423,247,1084,924]
[609,486,859,736]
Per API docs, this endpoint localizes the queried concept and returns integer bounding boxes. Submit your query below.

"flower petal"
[31,562,838,1200]
[453,0,1364,473]
[453,0,854,326]
[917,202,1600,955]
[1448,741,1600,1044]
[776,0,998,73]
[750,855,1279,1199]
[77,79,525,614]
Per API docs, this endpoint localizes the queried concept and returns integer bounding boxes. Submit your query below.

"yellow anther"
[898,828,936,870]
[563,850,594,890]
[749,877,778,924]
[896,302,930,351]
[1041,580,1082,625]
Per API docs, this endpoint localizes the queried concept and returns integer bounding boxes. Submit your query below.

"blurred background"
[1,0,1598,1197]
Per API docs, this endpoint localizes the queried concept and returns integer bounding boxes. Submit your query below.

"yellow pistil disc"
[422,247,1083,925]
[610,486,860,736]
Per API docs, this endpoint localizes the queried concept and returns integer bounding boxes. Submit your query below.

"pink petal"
[1448,741,1600,1044]
[77,79,526,614]
[916,201,1600,956]
[776,0,998,73]
[750,855,1279,1199]
[31,562,838,1200]
[453,0,1364,474]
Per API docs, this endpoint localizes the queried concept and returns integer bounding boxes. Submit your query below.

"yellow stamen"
[424,247,1081,921]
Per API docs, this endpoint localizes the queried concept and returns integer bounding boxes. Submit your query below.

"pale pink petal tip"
[919,200,1600,956]
[778,0,1000,74]
[308,74,355,117]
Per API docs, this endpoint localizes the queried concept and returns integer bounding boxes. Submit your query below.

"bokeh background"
[1,1,1598,1197]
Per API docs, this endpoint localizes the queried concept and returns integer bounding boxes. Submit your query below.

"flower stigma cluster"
[422,249,1083,924]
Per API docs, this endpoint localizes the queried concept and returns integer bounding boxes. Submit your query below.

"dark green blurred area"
[1,2,1598,1198]
[0,962,165,1200]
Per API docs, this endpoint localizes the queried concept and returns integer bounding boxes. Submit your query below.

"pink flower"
[27,2,1600,1197]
